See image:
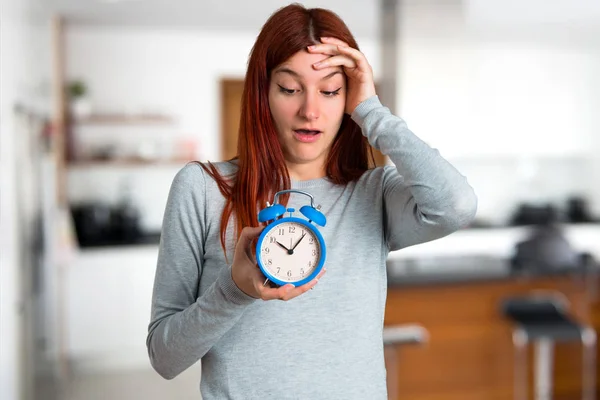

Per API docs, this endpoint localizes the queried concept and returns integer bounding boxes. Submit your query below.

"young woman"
[147,4,477,399]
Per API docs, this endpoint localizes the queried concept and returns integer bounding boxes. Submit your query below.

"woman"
[147,4,477,399]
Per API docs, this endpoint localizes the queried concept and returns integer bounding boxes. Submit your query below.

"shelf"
[68,157,193,167]
[72,114,174,126]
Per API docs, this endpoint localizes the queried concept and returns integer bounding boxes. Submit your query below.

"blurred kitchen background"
[2,0,600,399]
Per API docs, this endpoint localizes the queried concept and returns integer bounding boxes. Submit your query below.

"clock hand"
[275,241,290,252]
[291,232,306,251]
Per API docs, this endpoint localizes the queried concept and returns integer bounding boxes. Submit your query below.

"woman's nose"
[299,93,320,120]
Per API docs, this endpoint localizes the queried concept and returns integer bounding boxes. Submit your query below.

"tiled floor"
[37,363,203,400]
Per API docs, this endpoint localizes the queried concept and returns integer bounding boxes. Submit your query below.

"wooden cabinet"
[65,246,159,371]
[384,276,597,400]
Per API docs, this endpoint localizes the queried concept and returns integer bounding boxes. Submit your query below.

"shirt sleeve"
[146,163,257,380]
[351,96,478,251]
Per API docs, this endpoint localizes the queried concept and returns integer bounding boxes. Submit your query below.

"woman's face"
[268,49,346,179]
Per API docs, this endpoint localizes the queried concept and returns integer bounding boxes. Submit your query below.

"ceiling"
[467,0,600,26]
[40,0,600,42]
[43,0,381,38]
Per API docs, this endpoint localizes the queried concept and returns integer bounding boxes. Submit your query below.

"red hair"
[200,3,375,252]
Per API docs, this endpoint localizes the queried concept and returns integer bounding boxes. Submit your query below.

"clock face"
[257,220,322,284]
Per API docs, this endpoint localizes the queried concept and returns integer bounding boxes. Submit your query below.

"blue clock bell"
[255,189,327,287]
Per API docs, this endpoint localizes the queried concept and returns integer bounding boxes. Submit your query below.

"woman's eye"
[322,88,342,97]
[277,85,297,95]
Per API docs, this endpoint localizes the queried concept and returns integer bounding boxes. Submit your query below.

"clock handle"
[273,189,317,208]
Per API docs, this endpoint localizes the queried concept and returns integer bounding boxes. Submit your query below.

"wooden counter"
[384,274,599,400]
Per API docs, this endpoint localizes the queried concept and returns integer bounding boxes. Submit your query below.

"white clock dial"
[258,221,321,283]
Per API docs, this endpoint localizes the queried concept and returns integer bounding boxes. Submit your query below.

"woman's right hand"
[231,226,325,301]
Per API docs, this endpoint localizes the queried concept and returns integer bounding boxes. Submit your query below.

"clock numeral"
[308,261,313,268]
[308,238,314,244]
[287,270,292,278]
[267,259,273,265]
[276,267,281,274]
[269,237,276,243]
[263,247,270,254]
[312,249,317,256]
[278,228,284,236]
[300,268,305,276]
[289,226,295,234]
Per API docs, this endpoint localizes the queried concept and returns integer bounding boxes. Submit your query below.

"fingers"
[307,43,345,60]
[255,283,296,301]
[281,267,326,300]
[319,36,349,47]
[253,268,327,301]
[307,43,339,57]
[308,41,370,73]
[314,267,327,280]
[335,45,372,73]
[251,274,292,301]
[313,54,356,70]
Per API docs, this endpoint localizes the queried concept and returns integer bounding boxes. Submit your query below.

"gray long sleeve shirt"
[147,95,478,399]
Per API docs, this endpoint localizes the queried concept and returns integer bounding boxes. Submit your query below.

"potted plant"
[67,80,92,118]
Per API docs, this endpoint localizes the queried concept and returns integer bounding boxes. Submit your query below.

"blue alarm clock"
[256,189,327,287]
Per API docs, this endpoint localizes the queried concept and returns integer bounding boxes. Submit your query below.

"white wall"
[1,1,52,399]
[64,27,380,231]
[1,10,22,398]
[397,1,600,224]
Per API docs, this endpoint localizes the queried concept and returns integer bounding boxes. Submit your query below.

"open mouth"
[293,129,322,143]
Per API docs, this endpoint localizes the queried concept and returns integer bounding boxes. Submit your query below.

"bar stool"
[501,292,596,400]
[383,324,429,399]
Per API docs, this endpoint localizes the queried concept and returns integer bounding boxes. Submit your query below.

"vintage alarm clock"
[255,189,326,287]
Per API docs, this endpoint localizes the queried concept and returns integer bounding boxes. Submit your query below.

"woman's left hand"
[308,37,377,115]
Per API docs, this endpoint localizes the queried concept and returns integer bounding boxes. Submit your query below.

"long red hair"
[200,4,375,252]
